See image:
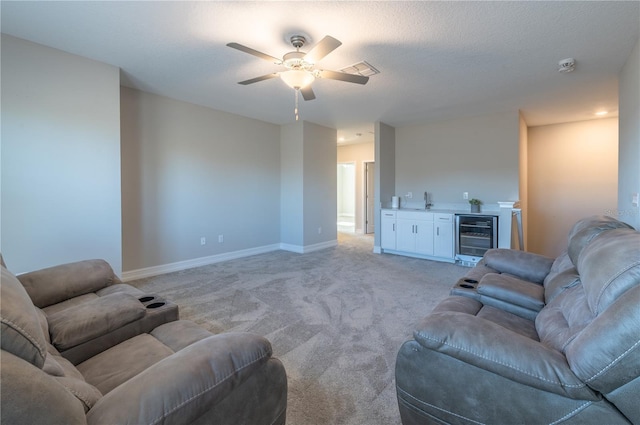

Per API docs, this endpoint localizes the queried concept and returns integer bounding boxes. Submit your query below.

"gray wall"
[120,87,281,272]
[1,35,122,274]
[280,121,337,250]
[303,122,337,246]
[395,111,520,208]
[280,123,304,247]
[618,38,640,229]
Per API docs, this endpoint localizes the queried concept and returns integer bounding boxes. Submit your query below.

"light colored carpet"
[129,232,469,424]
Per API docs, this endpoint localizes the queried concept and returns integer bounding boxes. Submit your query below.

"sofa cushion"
[577,228,640,315]
[42,293,99,316]
[77,333,175,394]
[542,253,580,303]
[0,267,48,368]
[18,259,118,308]
[1,350,87,424]
[567,216,633,266]
[535,284,594,353]
[85,332,277,425]
[54,376,103,412]
[150,319,214,352]
[478,273,545,312]
[482,249,554,284]
[47,292,146,351]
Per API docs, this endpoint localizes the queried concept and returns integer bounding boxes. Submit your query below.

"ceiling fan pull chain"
[295,89,300,121]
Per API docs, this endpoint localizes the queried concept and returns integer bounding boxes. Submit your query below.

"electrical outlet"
[200,237,206,246]
[318,227,322,234]
[406,192,413,199]
[632,193,639,207]
[463,192,469,200]
[218,234,224,243]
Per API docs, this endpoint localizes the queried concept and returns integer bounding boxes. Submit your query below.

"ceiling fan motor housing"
[290,35,307,49]
[283,51,313,70]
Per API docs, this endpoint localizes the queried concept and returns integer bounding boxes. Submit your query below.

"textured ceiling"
[2,1,639,144]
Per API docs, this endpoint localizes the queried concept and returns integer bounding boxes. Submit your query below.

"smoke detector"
[558,58,576,73]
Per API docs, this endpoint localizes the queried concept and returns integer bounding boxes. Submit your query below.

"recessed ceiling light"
[595,111,608,116]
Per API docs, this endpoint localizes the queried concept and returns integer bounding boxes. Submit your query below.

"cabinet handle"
[437,227,440,236]
[393,223,395,231]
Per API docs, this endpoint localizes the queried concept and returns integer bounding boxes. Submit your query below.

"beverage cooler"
[455,214,498,266]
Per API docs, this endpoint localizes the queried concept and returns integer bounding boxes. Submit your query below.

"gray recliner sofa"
[1,258,287,425]
[396,216,640,424]
[14,258,180,364]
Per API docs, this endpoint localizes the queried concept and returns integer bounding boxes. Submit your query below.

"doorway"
[337,162,356,233]
[365,161,375,234]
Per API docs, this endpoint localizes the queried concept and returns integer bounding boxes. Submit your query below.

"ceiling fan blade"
[317,69,369,85]
[227,42,282,64]
[300,86,316,101]
[238,73,279,85]
[304,36,342,63]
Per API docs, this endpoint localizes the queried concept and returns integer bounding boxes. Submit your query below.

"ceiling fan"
[227,34,369,102]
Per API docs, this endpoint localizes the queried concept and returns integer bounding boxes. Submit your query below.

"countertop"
[382,207,500,216]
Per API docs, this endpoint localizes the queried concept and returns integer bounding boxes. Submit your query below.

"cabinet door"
[380,213,397,250]
[396,219,416,252]
[434,214,454,259]
[415,221,434,255]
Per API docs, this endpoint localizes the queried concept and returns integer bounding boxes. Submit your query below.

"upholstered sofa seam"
[0,317,46,363]
[149,348,268,425]
[594,260,640,314]
[397,387,485,425]
[415,332,587,389]
[548,401,594,425]
[584,337,640,383]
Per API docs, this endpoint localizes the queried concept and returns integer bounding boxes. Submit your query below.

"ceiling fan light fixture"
[280,70,315,89]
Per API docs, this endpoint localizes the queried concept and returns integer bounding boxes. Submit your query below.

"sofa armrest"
[413,311,598,400]
[482,249,554,284]
[477,273,545,311]
[86,333,277,425]
[47,292,146,351]
[18,260,121,308]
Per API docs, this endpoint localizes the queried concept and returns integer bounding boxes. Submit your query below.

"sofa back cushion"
[577,228,640,315]
[536,228,640,356]
[18,259,118,308]
[565,229,640,395]
[0,266,48,368]
[566,215,633,265]
[542,252,579,303]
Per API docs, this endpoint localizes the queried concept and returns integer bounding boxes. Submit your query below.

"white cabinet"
[433,213,454,259]
[380,210,397,250]
[380,209,454,262]
[396,212,434,255]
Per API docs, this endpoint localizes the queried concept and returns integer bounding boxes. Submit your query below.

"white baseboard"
[121,244,280,282]
[121,240,339,281]
[280,239,337,254]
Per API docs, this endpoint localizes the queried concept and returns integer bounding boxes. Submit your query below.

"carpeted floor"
[129,232,469,424]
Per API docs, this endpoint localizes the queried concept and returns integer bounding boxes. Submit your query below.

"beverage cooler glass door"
[455,214,498,257]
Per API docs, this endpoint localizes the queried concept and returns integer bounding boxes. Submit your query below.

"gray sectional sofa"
[396,216,640,424]
[1,256,287,424]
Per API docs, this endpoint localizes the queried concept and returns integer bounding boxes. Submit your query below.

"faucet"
[424,192,433,210]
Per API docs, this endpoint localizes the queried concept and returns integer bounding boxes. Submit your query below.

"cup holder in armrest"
[456,278,479,289]
[138,295,170,309]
